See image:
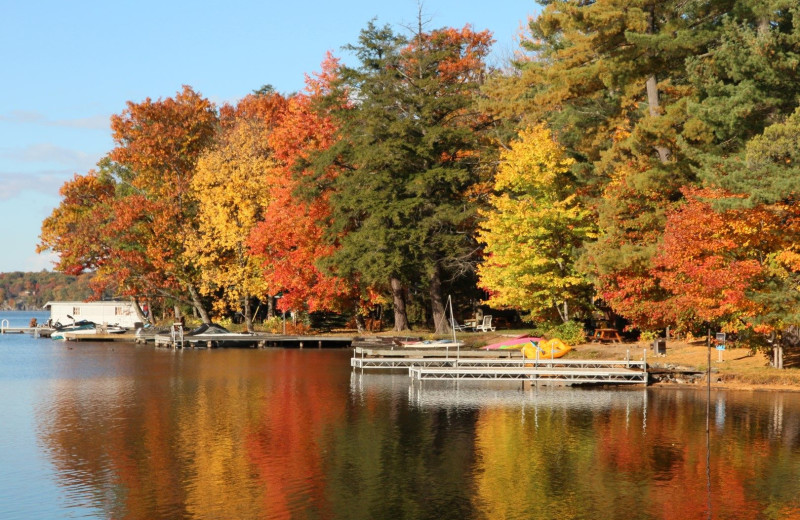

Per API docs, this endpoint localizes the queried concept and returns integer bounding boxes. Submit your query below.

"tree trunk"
[355,314,366,334]
[187,284,211,324]
[131,297,152,326]
[646,7,670,163]
[555,300,570,323]
[390,277,409,331]
[267,295,274,319]
[774,345,784,369]
[243,293,253,333]
[429,265,450,334]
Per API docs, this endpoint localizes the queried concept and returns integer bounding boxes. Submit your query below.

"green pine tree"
[315,21,493,332]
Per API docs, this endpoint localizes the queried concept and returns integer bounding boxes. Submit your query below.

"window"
[72,307,81,316]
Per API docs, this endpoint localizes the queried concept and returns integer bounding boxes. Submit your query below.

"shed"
[43,301,140,329]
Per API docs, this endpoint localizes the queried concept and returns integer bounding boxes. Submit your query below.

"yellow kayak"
[522,338,571,359]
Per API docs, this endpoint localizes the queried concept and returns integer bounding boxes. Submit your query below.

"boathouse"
[43,301,140,329]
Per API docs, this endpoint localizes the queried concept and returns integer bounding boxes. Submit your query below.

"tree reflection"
[470,389,800,519]
[36,350,800,519]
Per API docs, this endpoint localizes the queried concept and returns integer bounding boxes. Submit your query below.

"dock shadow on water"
[0,326,797,519]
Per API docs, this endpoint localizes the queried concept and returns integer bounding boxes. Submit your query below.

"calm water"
[1,311,800,519]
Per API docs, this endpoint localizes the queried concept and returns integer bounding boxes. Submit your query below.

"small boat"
[522,338,571,359]
[480,336,571,359]
[182,323,256,348]
[401,339,464,349]
[481,336,543,350]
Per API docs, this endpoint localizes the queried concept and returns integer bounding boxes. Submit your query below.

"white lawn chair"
[474,315,495,332]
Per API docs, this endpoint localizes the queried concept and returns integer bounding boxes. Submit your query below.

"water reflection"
[28,344,800,519]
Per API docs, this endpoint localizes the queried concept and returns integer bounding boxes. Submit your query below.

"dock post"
[643,348,647,380]
[319,341,322,349]
[299,341,304,349]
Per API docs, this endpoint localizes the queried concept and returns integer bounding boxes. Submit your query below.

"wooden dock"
[0,327,53,338]
[154,332,354,349]
[63,332,138,342]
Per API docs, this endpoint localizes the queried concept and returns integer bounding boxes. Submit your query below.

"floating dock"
[408,365,646,384]
[352,348,648,385]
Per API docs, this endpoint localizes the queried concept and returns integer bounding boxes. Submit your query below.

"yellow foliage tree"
[477,125,595,323]
[188,119,275,331]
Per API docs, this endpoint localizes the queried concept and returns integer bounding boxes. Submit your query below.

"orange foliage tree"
[248,55,358,315]
[107,85,218,322]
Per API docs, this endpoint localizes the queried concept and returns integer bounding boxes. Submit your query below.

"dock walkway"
[154,333,354,349]
[408,366,646,384]
[353,348,648,385]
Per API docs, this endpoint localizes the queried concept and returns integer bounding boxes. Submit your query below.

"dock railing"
[170,323,184,349]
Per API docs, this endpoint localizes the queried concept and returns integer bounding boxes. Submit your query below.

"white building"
[43,301,141,329]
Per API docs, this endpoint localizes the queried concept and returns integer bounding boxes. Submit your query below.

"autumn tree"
[109,85,218,323]
[248,55,356,316]
[316,22,493,332]
[484,1,742,327]
[188,92,287,331]
[477,125,594,323]
[38,169,116,277]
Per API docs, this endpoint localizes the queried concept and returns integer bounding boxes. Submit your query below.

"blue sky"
[0,0,537,273]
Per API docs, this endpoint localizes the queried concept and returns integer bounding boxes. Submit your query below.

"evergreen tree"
[316,21,492,332]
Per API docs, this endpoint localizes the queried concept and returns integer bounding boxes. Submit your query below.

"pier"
[153,332,354,349]
[352,347,649,386]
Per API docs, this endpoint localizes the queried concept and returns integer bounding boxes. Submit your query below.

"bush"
[263,316,283,334]
[639,330,659,342]
[532,320,587,346]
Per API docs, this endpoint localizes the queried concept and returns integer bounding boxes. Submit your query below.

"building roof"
[43,300,133,309]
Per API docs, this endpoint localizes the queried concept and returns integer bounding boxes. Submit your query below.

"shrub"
[532,320,587,346]
[639,330,659,342]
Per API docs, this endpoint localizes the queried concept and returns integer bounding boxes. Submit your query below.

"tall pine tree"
[316,21,492,332]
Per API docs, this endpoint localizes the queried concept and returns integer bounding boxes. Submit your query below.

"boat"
[480,336,572,359]
[480,335,543,350]
[401,339,465,349]
[522,338,571,359]
[181,323,257,348]
[51,320,96,340]
[67,325,127,336]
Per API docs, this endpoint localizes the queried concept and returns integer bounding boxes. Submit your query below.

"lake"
[1,310,799,519]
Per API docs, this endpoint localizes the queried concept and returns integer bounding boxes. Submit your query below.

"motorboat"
[51,320,96,340]
[181,323,257,348]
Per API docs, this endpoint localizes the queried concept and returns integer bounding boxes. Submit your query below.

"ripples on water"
[1,311,800,519]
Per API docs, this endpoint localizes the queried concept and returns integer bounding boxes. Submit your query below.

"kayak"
[522,338,571,359]
[480,336,543,350]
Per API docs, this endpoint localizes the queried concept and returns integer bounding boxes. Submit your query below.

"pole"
[447,295,460,360]
[707,328,711,433]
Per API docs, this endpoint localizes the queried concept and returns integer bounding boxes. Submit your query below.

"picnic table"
[593,328,623,343]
